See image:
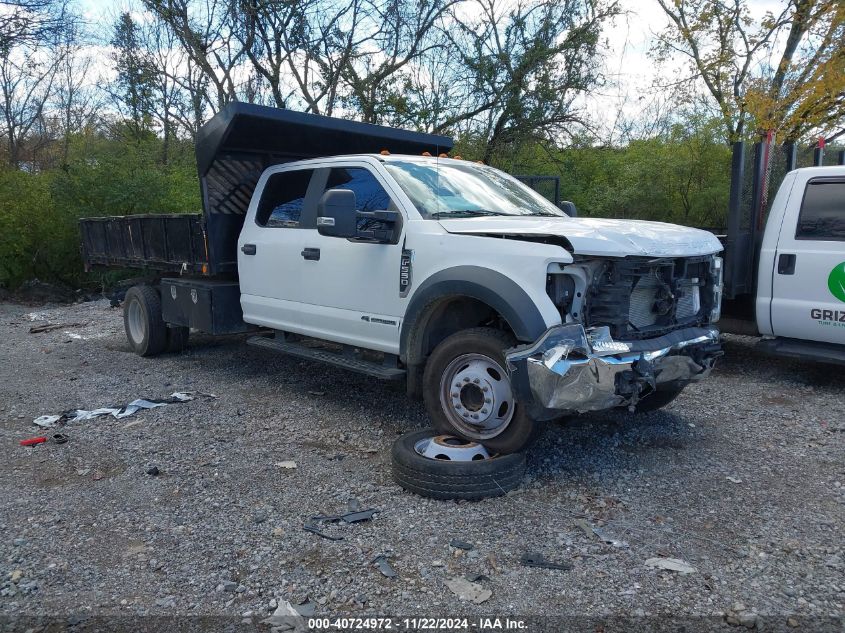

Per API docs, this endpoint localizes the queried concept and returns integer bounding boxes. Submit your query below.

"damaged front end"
[506,324,721,421]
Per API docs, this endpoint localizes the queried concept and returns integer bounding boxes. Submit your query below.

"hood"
[438,216,723,258]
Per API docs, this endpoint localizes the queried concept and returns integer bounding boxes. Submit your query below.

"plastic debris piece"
[33,415,62,428]
[52,433,69,444]
[520,552,572,571]
[372,555,397,578]
[303,521,343,541]
[262,599,307,631]
[445,577,491,604]
[32,392,214,427]
[575,519,627,548]
[726,476,742,484]
[450,539,474,550]
[644,557,697,574]
[146,466,160,476]
[275,460,297,469]
[341,509,377,523]
[20,436,48,447]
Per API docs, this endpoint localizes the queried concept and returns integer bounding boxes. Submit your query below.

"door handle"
[241,243,256,255]
[777,253,796,275]
[301,247,320,261]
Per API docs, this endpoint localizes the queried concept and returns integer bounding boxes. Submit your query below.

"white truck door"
[295,164,407,354]
[770,175,845,344]
[237,166,320,330]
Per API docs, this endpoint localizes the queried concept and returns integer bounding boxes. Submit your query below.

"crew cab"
[80,103,724,453]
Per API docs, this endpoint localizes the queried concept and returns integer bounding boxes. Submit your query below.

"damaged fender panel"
[506,324,720,420]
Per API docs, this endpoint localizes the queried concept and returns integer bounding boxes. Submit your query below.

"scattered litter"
[575,519,627,548]
[726,476,742,484]
[92,470,105,481]
[32,391,216,428]
[644,557,697,574]
[29,322,85,334]
[20,436,47,447]
[520,552,572,571]
[275,460,297,469]
[146,466,160,476]
[308,391,325,397]
[262,598,307,631]
[52,433,68,444]
[310,508,378,524]
[303,520,343,541]
[294,600,316,617]
[465,573,488,582]
[33,416,62,429]
[450,539,474,550]
[445,577,491,604]
[372,555,398,578]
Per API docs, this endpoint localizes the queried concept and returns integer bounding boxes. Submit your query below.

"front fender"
[400,265,549,364]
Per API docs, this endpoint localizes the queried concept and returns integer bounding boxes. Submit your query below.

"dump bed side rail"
[80,214,208,274]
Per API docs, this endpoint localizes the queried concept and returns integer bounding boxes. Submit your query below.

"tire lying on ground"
[391,429,526,501]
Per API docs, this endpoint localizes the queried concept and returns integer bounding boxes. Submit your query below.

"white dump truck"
[80,103,724,458]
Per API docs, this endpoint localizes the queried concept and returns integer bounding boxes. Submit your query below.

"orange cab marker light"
[421,151,432,157]
[475,160,484,164]
[453,155,462,160]
[380,149,390,155]
[438,153,449,158]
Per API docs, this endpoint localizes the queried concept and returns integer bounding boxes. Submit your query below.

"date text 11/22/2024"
[307,617,528,630]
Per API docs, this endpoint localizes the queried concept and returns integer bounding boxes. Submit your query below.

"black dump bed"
[80,103,453,276]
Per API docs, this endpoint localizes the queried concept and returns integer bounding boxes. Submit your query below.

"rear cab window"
[256,169,316,228]
[796,179,845,241]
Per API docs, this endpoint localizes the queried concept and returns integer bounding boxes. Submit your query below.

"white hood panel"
[438,216,723,258]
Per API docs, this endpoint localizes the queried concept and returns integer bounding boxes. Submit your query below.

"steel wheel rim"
[414,434,492,462]
[439,353,515,440]
[127,299,145,344]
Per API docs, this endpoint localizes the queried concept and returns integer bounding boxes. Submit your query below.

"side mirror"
[317,188,402,243]
[558,201,578,217]
[317,189,357,238]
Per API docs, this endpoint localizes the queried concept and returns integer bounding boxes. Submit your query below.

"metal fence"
[723,136,844,299]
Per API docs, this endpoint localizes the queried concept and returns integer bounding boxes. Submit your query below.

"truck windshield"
[383,160,565,219]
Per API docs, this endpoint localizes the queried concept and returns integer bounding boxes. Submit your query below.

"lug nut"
[473,378,480,384]
[463,377,470,382]
[484,398,491,403]
[482,409,488,414]
[482,387,489,393]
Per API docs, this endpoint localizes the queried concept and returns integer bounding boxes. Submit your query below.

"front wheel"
[422,327,538,454]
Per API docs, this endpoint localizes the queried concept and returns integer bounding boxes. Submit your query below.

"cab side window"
[323,167,396,232]
[256,169,315,228]
[796,180,845,241]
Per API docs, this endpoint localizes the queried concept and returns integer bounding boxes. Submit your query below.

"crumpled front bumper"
[506,324,721,421]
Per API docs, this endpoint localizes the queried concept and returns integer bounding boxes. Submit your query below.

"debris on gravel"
[0,299,843,624]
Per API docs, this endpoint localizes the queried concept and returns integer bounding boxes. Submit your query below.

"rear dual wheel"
[124,285,189,356]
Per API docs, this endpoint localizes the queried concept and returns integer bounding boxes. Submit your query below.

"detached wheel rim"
[414,435,492,461]
[127,299,145,344]
[439,353,515,440]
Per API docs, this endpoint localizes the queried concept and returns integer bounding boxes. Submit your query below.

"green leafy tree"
[111,12,157,140]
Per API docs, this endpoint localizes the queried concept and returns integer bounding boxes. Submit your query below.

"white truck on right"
[721,166,845,363]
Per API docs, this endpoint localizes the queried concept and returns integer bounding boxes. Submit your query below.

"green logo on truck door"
[829,262,845,303]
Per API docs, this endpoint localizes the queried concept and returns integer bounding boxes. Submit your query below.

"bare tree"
[143,0,248,110]
[434,0,620,162]
[654,0,845,143]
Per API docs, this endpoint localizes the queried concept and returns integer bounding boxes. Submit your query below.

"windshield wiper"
[431,209,502,219]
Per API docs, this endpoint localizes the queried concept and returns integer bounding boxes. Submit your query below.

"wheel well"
[405,295,515,368]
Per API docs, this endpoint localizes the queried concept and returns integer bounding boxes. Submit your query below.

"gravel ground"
[0,299,843,630]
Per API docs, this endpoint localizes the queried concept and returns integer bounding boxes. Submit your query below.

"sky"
[76,0,788,138]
